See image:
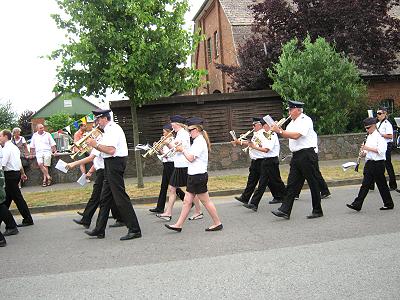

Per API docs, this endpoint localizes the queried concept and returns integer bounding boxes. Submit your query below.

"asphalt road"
[1,185,400,299]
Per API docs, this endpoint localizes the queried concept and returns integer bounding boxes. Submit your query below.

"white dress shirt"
[365,129,387,161]
[172,128,190,168]
[286,113,315,152]
[90,148,104,170]
[249,129,280,159]
[101,121,128,158]
[1,141,22,171]
[30,131,56,154]
[187,134,208,175]
[377,119,393,143]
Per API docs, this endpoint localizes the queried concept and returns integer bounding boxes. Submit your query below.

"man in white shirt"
[85,109,141,241]
[347,117,394,211]
[29,124,57,186]
[0,129,33,227]
[369,107,397,191]
[270,100,323,219]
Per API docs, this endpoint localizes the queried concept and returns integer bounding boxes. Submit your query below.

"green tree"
[268,36,367,134]
[0,100,17,130]
[50,0,204,187]
[45,112,73,133]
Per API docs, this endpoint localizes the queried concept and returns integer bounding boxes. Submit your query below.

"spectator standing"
[29,124,57,187]
[11,127,29,188]
[73,123,90,180]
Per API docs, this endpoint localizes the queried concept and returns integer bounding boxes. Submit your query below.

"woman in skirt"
[156,115,202,221]
[165,117,223,232]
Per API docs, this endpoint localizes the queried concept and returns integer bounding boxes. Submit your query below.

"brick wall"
[367,80,400,107]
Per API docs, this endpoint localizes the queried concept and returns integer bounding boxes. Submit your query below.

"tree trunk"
[130,103,144,188]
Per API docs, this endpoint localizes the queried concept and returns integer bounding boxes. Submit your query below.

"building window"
[207,37,212,64]
[214,31,219,58]
[380,99,394,114]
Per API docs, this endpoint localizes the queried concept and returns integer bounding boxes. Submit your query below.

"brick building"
[192,1,400,110]
[192,0,260,95]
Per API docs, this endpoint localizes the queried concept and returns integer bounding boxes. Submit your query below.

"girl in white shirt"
[165,117,222,232]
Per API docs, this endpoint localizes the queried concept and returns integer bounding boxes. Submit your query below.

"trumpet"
[69,125,102,159]
[142,130,174,158]
[159,141,182,159]
[264,116,291,139]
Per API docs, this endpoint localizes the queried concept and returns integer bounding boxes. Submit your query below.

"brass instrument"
[354,133,369,172]
[242,131,262,152]
[159,141,182,159]
[69,125,103,159]
[142,130,174,158]
[264,116,291,139]
[238,129,254,142]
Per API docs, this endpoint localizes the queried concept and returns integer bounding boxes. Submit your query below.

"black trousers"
[250,157,286,207]
[4,171,33,223]
[280,148,323,215]
[370,142,397,190]
[296,159,330,197]
[0,202,17,231]
[80,169,122,225]
[155,162,185,211]
[94,157,141,234]
[353,160,394,208]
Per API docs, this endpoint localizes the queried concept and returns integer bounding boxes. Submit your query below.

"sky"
[0,0,203,114]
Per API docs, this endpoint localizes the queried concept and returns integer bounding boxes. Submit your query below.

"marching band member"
[242,119,286,211]
[66,120,124,229]
[0,129,33,227]
[232,117,284,208]
[156,115,202,221]
[85,109,141,241]
[149,124,186,213]
[347,117,394,212]
[165,117,222,232]
[270,100,324,219]
[369,106,397,191]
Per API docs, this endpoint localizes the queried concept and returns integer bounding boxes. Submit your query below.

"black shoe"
[84,229,105,239]
[109,221,125,228]
[271,209,290,219]
[0,239,6,247]
[17,221,34,227]
[243,203,258,212]
[346,203,361,212]
[269,198,283,204]
[120,231,142,240]
[306,212,323,219]
[73,219,90,228]
[380,206,394,210]
[165,224,182,232]
[77,211,84,217]
[234,196,247,204]
[395,189,400,193]
[149,207,164,213]
[321,192,331,199]
[294,196,299,201]
[205,224,223,231]
[3,228,19,236]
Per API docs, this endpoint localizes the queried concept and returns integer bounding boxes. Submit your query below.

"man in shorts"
[29,124,57,186]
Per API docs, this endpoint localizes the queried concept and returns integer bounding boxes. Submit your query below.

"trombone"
[142,130,175,158]
[69,125,103,159]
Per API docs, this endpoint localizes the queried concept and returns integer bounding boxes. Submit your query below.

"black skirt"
[186,173,208,194]
[169,167,188,187]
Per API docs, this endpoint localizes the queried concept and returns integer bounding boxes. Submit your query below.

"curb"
[11,179,369,215]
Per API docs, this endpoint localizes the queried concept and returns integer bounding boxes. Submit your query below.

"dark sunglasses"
[376,112,384,115]
[365,126,372,130]
[188,128,196,132]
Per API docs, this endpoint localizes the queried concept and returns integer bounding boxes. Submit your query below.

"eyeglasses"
[188,128,196,132]
[376,112,383,115]
[365,126,372,130]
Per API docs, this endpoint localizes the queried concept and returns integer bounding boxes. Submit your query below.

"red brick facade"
[367,79,400,108]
